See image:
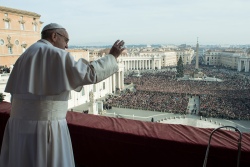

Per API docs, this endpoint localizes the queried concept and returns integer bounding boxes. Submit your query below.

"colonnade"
[122,58,161,71]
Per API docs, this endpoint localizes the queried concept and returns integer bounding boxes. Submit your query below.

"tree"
[176,57,184,78]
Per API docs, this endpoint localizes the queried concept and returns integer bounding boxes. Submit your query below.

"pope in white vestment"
[0,23,125,167]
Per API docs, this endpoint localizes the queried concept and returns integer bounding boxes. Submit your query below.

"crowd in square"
[107,65,250,120]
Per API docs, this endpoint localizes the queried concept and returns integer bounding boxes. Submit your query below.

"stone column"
[109,76,112,94]
[88,91,98,115]
[237,59,241,72]
[112,74,116,93]
[245,60,249,72]
[120,71,124,89]
[124,61,127,71]
[158,60,161,69]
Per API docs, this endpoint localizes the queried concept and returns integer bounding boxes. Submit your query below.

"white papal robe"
[0,39,119,167]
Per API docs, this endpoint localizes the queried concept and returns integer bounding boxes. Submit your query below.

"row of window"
[206,57,219,61]
[0,38,26,54]
[0,39,24,46]
[69,82,106,99]
[81,81,106,95]
[3,13,38,31]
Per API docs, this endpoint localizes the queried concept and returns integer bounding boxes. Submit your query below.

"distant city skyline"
[0,0,249,46]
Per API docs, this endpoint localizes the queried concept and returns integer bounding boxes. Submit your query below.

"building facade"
[176,48,194,66]
[0,6,43,67]
[204,49,250,72]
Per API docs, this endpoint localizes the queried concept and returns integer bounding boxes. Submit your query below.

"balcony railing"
[1,101,250,167]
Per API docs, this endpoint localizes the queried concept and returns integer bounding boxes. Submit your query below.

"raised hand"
[109,40,125,59]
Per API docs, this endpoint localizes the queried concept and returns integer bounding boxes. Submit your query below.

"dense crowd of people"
[108,65,250,120]
[109,91,188,114]
[0,66,11,74]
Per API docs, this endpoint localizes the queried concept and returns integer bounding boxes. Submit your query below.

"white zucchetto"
[41,23,65,33]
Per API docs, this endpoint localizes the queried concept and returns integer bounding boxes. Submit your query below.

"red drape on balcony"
[1,102,250,167]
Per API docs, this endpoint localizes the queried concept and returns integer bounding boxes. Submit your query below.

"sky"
[1,0,250,46]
